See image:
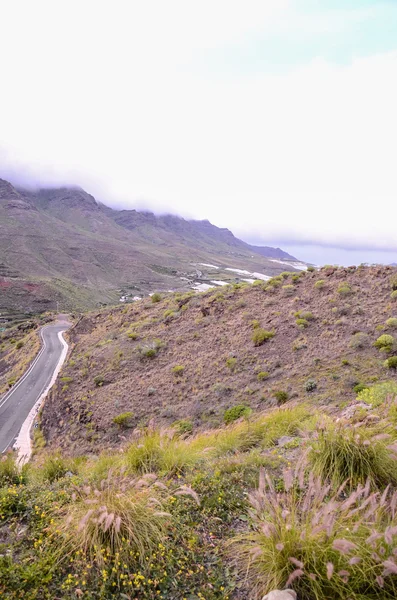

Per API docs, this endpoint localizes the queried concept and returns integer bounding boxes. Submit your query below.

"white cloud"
[0,1,396,251]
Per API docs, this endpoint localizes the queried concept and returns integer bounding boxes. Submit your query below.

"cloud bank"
[0,0,396,254]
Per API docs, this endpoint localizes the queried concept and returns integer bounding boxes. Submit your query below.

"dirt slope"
[41,265,397,454]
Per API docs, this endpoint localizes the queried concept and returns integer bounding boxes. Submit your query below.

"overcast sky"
[1,0,396,265]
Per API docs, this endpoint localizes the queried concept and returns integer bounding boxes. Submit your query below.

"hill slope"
[42,265,397,455]
[0,178,300,314]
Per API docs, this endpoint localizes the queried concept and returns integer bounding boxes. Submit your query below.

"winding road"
[0,318,70,454]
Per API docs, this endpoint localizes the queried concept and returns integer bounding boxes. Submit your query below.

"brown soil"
[41,265,397,455]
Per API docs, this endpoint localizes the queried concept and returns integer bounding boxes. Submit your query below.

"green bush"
[305,379,317,392]
[172,419,193,435]
[295,318,309,329]
[391,290,397,300]
[337,284,353,295]
[93,375,104,387]
[139,339,162,358]
[300,311,314,321]
[314,279,325,289]
[172,365,185,376]
[15,340,24,349]
[0,453,22,486]
[309,425,397,488]
[257,371,269,381]
[225,357,237,370]
[274,390,288,404]
[374,333,395,352]
[41,454,69,482]
[353,382,368,394]
[252,329,275,346]
[391,276,397,290]
[250,319,260,329]
[385,356,397,369]
[358,380,397,407]
[113,411,134,428]
[127,331,138,340]
[386,317,397,329]
[151,293,161,303]
[224,404,252,425]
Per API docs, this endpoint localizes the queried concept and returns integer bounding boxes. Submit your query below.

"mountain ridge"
[0,177,301,314]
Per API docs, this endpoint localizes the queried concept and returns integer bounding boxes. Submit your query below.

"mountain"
[0,178,302,313]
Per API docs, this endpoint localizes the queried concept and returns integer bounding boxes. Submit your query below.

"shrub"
[387,317,397,329]
[385,356,397,369]
[300,311,314,321]
[309,425,397,488]
[280,272,291,279]
[295,318,309,329]
[54,474,170,568]
[172,419,193,435]
[274,390,288,404]
[391,290,397,300]
[305,379,317,392]
[252,329,275,346]
[113,411,134,428]
[229,468,397,599]
[93,375,104,387]
[139,338,162,358]
[0,453,22,486]
[257,371,269,381]
[337,284,353,295]
[41,454,69,482]
[127,331,138,340]
[358,380,397,407]
[224,404,252,425]
[349,331,369,349]
[251,319,260,329]
[314,279,325,289]
[126,429,201,474]
[391,276,397,290]
[151,293,161,303]
[267,277,282,288]
[15,341,24,349]
[374,334,395,352]
[172,365,185,376]
[225,357,237,370]
[353,382,368,394]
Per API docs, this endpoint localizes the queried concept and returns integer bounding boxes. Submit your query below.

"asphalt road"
[0,320,70,453]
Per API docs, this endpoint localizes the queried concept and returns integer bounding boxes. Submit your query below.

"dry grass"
[229,467,397,599]
[53,472,170,567]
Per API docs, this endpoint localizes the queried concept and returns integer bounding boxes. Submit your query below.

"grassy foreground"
[3,383,397,599]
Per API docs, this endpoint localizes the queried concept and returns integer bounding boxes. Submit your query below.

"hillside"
[42,265,397,455]
[0,178,301,315]
[4,265,397,599]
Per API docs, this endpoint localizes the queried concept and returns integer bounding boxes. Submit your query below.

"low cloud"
[0,1,396,253]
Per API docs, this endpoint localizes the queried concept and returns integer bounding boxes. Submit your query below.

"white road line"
[15,328,69,464]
